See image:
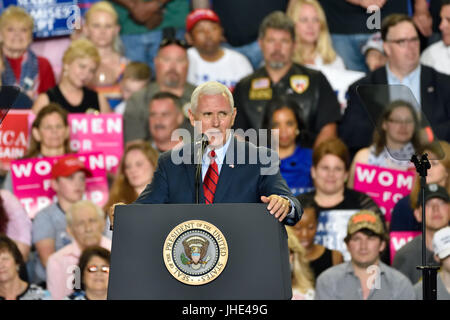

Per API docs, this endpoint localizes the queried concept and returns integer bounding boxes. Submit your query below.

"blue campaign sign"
[0,0,99,38]
[314,209,358,261]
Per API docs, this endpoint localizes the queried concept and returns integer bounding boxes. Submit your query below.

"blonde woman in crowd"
[287,0,345,69]
[286,226,315,300]
[83,1,129,107]
[32,39,111,114]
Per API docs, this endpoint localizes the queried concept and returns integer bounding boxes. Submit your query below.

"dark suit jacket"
[338,65,450,157]
[135,137,302,226]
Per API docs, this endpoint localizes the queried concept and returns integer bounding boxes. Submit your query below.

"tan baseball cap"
[346,210,385,239]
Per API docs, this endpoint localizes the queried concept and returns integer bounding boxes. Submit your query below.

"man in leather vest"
[233,11,341,148]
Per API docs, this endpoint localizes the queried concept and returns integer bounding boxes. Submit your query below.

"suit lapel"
[213,137,238,203]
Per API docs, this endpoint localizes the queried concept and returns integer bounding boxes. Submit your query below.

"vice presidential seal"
[163,220,228,285]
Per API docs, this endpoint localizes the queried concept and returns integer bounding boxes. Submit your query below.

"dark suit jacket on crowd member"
[135,137,302,226]
[338,65,450,157]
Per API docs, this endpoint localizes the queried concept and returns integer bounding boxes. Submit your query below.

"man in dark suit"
[339,14,450,158]
[109,81,302,228]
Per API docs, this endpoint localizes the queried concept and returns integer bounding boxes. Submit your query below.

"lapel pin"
[428,86,434,93]
[229,164,234,168]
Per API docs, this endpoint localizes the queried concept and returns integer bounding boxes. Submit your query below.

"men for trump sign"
[10,152,108,219]
[353,163,416,222]
[68,113,123,174]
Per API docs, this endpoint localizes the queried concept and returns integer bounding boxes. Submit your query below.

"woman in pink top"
[0,189,31,261]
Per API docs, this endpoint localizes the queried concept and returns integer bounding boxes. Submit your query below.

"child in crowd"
[114,61,151,115]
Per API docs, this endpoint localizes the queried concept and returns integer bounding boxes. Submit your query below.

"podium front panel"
[108,203,291,300]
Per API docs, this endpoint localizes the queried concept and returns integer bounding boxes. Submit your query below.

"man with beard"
[147,91,184,153]
[184,8,253,91]
[233,11,341,148]
[315,210,415,300]
[123,37,195,144]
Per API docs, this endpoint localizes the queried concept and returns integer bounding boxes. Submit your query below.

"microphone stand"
[410,153,439,300]
[195,135,209,204]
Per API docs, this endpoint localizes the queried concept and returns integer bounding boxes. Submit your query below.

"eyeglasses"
[386,36,419,47]
[159,37,188,50]
[86,265,110,273]
[386,118,415,125]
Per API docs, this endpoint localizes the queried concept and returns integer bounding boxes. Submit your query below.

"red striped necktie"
[203,150,218,204]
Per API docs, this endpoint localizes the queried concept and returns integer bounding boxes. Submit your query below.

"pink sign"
[68,114,123,173]
[0,110,31,170]
[390,231,421,263]
[10,152,109,219]
[353,163,416,222]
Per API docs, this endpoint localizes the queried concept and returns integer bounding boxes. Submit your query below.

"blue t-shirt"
[280,145,313,196]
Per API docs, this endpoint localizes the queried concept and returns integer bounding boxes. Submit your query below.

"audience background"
[0,0,448,300]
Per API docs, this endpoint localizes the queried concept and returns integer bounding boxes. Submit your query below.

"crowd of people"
[0,0,450,300]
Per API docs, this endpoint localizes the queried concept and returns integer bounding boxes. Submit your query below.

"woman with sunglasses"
[65,246,110,300]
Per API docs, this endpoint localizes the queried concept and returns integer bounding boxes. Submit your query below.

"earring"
[295,129,300,136]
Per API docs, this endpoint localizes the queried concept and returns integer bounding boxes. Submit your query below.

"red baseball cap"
[51,155,92,179]
[186,9,220,33]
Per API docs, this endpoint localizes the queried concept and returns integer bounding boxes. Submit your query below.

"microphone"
[195,133,209,149]
[195,133,209,204]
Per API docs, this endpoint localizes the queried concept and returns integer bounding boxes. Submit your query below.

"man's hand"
[346,0,386,9]
[108,202,126,230]
[261,195,291,222]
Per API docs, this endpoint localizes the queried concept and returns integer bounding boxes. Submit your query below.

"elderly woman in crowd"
[0,235,50,300]
[0,6,55,100]
[65,246,111,300]
[32,39,111,114]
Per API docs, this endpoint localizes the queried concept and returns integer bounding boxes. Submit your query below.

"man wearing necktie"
[109,81,302,228]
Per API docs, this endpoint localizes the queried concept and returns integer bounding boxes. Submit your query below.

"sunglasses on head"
[159,37,188,50]
[86,265,110,273]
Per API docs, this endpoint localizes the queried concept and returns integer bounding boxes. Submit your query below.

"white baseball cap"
[361,32,384,55]
[433,226,450,260]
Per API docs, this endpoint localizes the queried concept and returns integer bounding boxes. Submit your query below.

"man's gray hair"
[190,81,234,113]
[66,200,105,226]
[258,11,295,41]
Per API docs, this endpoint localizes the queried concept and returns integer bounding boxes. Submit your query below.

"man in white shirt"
[185,9,253,91]
[421,0,450,75]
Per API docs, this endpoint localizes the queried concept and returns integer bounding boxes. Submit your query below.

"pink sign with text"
[353,163,416,222]
[10,152,109,219]
[390,231,421,263]
[68,114,123,173]
[0,110,31,170]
